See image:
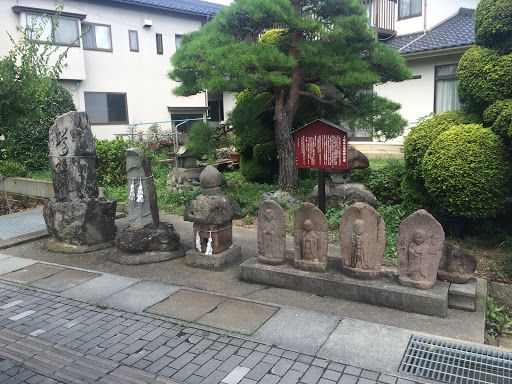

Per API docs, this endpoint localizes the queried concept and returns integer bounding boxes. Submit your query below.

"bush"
[0,160,27,178]
[423,124,512,219]
[401,174,440,216]
[239,157,275,184]
[484,99,512,147]
[457,46,512,112]
[95,136,131,186]
[366,161,405,205]
[474,0,512,54]
[378,203,407,260]
[351,167,372,184]
[403,110,475,179]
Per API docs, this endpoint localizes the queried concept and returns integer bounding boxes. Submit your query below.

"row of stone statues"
[257,199,474,290]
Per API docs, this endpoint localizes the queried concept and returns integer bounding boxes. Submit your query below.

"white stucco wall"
[1,0,216,140]
[374,52,465,143]
[396,0,478,35]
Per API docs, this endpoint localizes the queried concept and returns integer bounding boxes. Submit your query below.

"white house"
[0,0,234,140]
[355,0,478,146]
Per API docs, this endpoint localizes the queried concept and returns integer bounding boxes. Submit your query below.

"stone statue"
[397,209,445,289]
[43,112,117,253]
[108,148,184,264]
[294,202,328,272]
[339,202,385,279]
[437,242,477,283]
[257,200,285,265]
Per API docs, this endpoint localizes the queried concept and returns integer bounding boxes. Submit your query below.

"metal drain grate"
[400,335,512,384]
[0,210,47,239]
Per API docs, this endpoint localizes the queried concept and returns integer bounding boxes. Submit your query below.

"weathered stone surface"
[308,182,378,209]
[200,165,222,195]
[48,112,99,201]
[167,167,203,192]
[397,210,445,290]
[193,223,233,254]
[126,148,159,229]
[261,190,302,209]
[44,197,117,247]
[114,222,180,252]
[448,278,477,311]
[108,245,186,265]
[184,195,245,226]
[339,203,386,279]
[438,242,477,284]
[294,202,328,272]
[348,146,369,170]
[257,200,286,265]
[186,245,241,271]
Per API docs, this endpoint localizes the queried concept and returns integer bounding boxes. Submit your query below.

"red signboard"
[294,120,348,169]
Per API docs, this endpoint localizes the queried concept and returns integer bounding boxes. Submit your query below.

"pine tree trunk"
[274,112,298,190]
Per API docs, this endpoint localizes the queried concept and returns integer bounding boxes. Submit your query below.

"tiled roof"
[109,0,224,17]
[386,8,475,55]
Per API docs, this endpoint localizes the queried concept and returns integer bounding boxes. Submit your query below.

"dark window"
[434,64,461,114]
[129,30,139,52]
[84,92,128,124]
[82,23,112,51]
[27,14,79,46]
[175,34,182,50]
[208,100,224,122]
[398,0,422,19]
[156,33,163,54]
[171,113,203,132]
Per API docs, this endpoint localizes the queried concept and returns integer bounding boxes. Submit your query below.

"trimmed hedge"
[483,99,512,147]
[422,124,512,219]
[403,110,475,180]
[474,0,512,54]
[401,174,440,216]
[457,46,512,111]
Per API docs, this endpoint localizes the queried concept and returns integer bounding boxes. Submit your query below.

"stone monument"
[397,209,445,289]
[167,146,204,192]
[257,200,286,265]
[294,202,328,272]
[184,165,245,270]
[339,202,386,279]
[43,112,117,253]
[437,242,477,284]
[108,148,184,264]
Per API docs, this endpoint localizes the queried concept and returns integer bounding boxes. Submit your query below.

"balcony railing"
[359,0,397,38]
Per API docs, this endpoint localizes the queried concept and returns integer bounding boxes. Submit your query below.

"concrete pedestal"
[186,245,242,271]
[448,278,477,311]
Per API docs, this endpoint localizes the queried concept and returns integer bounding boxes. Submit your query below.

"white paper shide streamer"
[195,232,202,252]
[136,178,144,203]
[205,231,213,255]
[129,180,136,201]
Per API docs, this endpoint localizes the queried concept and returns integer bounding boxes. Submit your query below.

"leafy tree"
[169,0,411,189]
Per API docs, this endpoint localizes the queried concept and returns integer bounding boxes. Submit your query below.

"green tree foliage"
[422,124,511,219]
[483,99,512,147]
[474,0,512,54]
[169,0,411,189]
[185,121,232,156]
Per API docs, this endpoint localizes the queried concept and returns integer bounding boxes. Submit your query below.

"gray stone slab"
[240,258,449,317]
[250,307,341,355]
[60,273,141,302]
[1,263,64,283]
[0,257,37,276]
[101,280,181,312]
[318,318,412,375]
[0,254,12,261]
[146,290,226,322]
[31,269,99,292]
[196,299,279,335]
[449,279,477,311]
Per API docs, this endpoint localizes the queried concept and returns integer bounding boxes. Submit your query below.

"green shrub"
[351,167,372,184]
[253,141,277,162]
[239,157,274,184]
[457,46,512,111]
[378,203,407,260]
[366,161,405,205]
[0,160,27,178]
[423,124,512,219]
[258,29,289,46]
[401,174,439,216]
[403,110,475,179]
[95,136,131,186]
[474,0,512,54]
[483,99,512,146]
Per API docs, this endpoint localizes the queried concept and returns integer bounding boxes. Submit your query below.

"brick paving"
[0,281,420,384]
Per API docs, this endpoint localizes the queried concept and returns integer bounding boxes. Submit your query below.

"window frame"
[156,33,163,55]
[434,63,460,114]
[128,30,139,52]
[175,34,182,51]
[26,13,80,47]
[398,0,422,20]
[84,92,129,125]
[81,22,113,52]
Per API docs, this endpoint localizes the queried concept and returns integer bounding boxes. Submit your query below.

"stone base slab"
[45,238,114,254]
[107,243,186,265]
[240,258,449,317]
[448,278,477,311]
[186,245,241,271]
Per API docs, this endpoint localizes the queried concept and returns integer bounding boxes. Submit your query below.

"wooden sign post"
[293,119,350,213]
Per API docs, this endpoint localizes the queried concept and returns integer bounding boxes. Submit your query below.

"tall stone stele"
[339,202,386,279]
[396,209,445,289]
[43,112,117,253]
[257,200,286,265]
[108,148,184,264]
[184,165,245,270]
